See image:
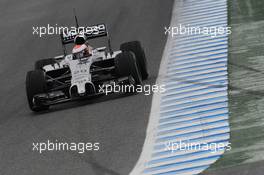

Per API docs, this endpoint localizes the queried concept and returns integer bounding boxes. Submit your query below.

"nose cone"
[70,82,96,97]
[76,82,86,94]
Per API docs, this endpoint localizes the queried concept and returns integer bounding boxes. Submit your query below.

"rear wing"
[60,23,108,45]
[60,23,113,56]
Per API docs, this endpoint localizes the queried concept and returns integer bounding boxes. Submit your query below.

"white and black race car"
[26,22,148,112]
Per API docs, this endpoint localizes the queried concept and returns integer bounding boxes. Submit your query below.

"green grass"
[206,0,264,171]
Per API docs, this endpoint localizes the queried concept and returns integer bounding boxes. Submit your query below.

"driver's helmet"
[72,44,87,54]
[74,34,86,45]
[72,44,88,60]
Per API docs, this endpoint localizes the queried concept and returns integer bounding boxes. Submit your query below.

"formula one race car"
[26,21,148,112]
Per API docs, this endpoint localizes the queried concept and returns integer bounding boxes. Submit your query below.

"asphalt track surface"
[0,0,173,175]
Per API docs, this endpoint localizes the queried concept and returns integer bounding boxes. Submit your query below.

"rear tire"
[120,41,148,80]
[35,58,56,70]
[115,51,142,86]
[26,70,49,112]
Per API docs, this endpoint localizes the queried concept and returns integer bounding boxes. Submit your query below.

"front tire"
[26,70,49,112]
